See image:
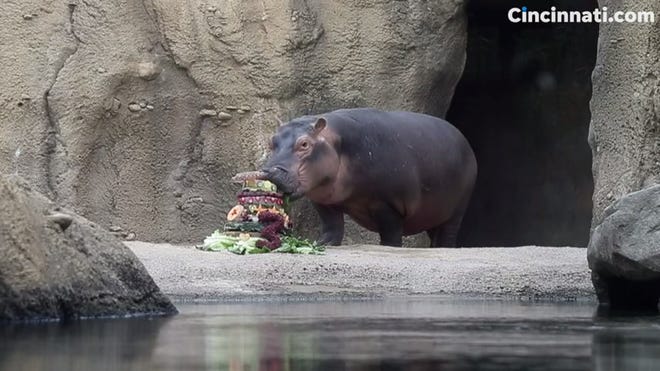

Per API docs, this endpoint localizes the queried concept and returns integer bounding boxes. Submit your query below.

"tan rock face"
[0,175,177,321]
[0,1,76,193]
[589,0,660,229]
[0,0,467,243]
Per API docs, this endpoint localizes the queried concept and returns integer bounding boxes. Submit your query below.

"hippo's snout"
[261,166,297,196]
[263,165,288,174]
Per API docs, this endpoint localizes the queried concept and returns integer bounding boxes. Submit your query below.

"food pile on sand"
[198,172,324,255]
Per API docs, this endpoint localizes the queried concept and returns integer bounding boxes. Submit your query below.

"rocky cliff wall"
[589,0,660,228]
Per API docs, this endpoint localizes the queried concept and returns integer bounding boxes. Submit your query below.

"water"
[1,297,660,371]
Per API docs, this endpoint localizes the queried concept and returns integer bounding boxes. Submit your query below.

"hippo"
[262,108,477,247]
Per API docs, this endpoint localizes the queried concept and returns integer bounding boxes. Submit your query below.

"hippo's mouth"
[284,189,305,202]
[264,177,303,201]
[276,182,304,201]
[257,168,305,201]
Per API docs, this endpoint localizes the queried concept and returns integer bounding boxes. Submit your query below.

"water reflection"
[1,298,660,371]
[0,316,170,371]
[592,314,660,371]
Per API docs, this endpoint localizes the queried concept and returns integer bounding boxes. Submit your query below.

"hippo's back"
[327,108,473,171]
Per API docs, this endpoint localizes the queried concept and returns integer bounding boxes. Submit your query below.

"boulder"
[0,0,467,244]
[0,175,177,322]
[587,185,660,311]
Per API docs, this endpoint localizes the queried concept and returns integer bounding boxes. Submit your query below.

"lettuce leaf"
[199,230,325,255]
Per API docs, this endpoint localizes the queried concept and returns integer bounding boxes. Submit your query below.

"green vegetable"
[273,235,325,255]
[200,230,267,254]
[283,195,291,213]
[199,230,325,255]
[202,230,239,251]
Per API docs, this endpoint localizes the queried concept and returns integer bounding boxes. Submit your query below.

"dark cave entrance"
[444,0,599,247]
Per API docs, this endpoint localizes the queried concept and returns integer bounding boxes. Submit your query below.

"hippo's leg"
[427,189,473,247]
[427,220,460,247]
[314,203,345,245]
[427,207,468,248]
[372,204,404,247]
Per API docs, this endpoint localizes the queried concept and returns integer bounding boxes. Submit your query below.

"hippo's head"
[261,117,340,201]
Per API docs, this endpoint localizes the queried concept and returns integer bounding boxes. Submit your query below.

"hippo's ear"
[310,117,326,137]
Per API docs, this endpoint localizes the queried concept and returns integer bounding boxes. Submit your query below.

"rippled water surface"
[2,298,660,370]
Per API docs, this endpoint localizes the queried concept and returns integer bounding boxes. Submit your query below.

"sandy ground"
[127,242,595,303]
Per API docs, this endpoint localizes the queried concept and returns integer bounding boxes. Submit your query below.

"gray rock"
[103,97,121,113]
[587,0,660,309]
[136,62,161,81]
[199,109,217,117]
[588,185,660,310]
[0,175,177,322]
[47,212,73,231]
[127,103,141,112]
[217,111,232,121]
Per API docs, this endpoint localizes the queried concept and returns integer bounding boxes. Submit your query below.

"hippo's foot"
[379,234,403,247]
[427,223,460,248]
[317,233,343,246]
[426,228,454,247]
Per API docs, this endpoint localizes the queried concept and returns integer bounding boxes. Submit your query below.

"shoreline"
[127,242,595,303]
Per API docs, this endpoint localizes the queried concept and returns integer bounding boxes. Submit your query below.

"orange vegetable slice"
[227,205,245,221]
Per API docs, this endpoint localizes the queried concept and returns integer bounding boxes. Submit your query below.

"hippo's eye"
[297,139,311,151]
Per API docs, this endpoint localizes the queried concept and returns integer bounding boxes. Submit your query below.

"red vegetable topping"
[255,211,286,250]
